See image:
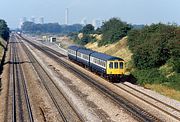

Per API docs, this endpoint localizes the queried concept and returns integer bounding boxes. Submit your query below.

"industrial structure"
[38,17,44,24]
[65,8,69,25]
[92,19,102,29]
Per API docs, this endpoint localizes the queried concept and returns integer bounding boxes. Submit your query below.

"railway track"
[4,35,34,122]
[37,37,180,121]
[114,83,180,121]
[19,36,83,122]
[21,36,161,122]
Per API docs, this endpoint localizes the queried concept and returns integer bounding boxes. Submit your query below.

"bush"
[166,74,180,91]
[167,37,180,73]
[128,23,179,69]
[98,18,132,46]
[132,68,180,91]
[170,58,180,73]
[74,34,91,45]
[0,19,10,41]
[80,24,94,34]
[132,68,167,85]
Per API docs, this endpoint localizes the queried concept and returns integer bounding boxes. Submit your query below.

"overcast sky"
[0,0,179,29]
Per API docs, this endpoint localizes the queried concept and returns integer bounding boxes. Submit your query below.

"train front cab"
[106,60,125,81]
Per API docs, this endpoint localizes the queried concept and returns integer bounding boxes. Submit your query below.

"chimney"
[65,8,69,25]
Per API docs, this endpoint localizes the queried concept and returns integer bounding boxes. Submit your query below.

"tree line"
[74,18,180,89]
[21,21,83,34]
[128,23,180,89]
[0,19,10,41]
[128,23,180,71]
[75,18,179,73]
[73,18,132,46]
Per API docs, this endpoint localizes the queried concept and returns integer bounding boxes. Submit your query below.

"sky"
[0,0,179,29]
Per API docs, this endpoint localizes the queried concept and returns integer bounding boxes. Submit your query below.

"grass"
[85,36,132,63]
[145,84,180,101]
[132,68,180,101]
[0,37,5,93]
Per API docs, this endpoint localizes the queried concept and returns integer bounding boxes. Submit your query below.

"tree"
[21,22,83,34]
[74,34,92,45]
[128,23,179,69]
[0,19,10,41]
[99,18,131,46]
[167,28,180,72]
[80,24,94,34]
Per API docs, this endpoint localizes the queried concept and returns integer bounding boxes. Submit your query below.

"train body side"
[67,45,125,80]
[76,48,94,67]
[90,52,107,74]
[90,52,124,77]
[67,46,80,61]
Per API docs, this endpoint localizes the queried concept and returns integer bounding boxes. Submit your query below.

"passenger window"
[77,52,81,57]
[120,62,123,69]
[109,62,113,69]
[114,62,118,69]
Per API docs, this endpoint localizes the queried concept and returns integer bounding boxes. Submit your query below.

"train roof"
[77,48,95,55]
[68,45,81,51]
[68,45,124,61]
[91,52,124,61]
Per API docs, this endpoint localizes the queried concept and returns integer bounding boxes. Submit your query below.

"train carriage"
[76,48,94,67]
[90,52,124,79]
[67,46,80,61]
[67,45,125,81]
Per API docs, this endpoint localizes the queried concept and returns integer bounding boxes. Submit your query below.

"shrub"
[74,34,97,45]
[128,23,179,69]
[166,74,180,91]
[98,18,131,46]
[0,19,10,41]
[132,68,167,85]
[80,24,94,34]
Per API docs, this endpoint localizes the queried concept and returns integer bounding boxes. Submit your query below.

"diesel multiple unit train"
[67,45,125,80]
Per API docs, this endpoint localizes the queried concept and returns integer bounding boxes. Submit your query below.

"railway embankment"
[0,38,8,92]
[85,35,180,101]
[0,37,9,121]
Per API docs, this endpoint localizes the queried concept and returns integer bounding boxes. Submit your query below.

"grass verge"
[0,38,4,59]
[144,84,180,101]
[131,69,180,101]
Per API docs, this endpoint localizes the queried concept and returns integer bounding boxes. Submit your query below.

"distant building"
[92,19,102,29]
[50,37,56,42]
[22,17,27,23]
[19,17,27,29]
[65,8,69,25]
[30,16,35,23]
[38,17,44,24]
[42,36,48,41]
[81,17,87,26]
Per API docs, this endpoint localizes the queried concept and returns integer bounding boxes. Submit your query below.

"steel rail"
[11,36,34,122]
